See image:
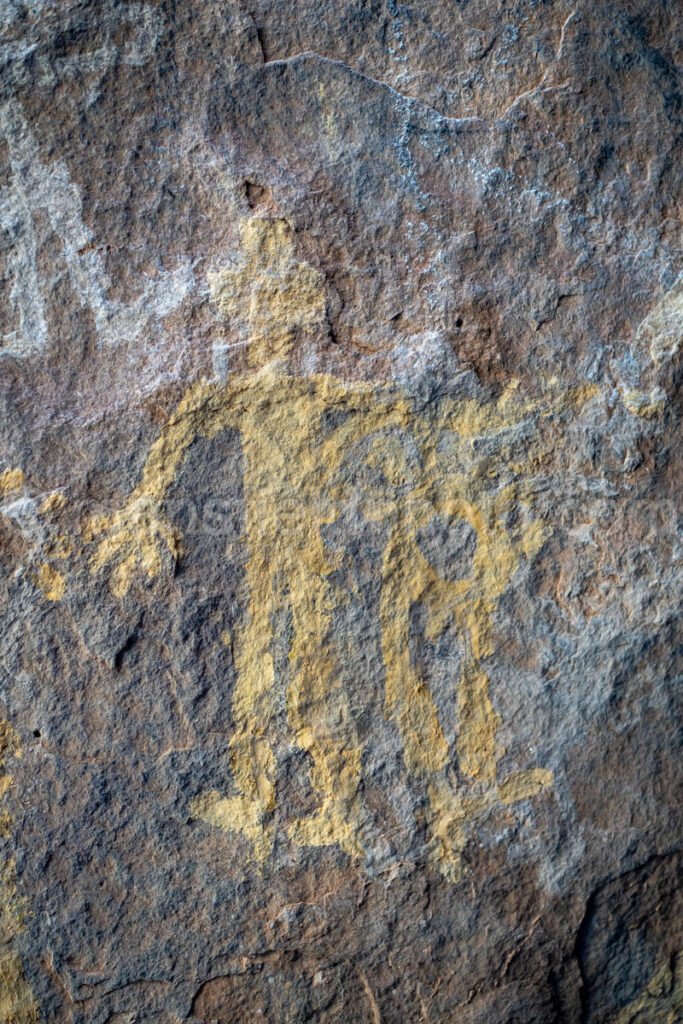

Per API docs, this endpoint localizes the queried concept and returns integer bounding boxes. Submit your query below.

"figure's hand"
[86,494,180,598]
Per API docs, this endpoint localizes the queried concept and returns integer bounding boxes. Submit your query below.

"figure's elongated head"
[208,218,327,373]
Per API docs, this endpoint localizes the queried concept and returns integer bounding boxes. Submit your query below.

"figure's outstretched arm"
[133,378,242,503]
[440,382,599,440]
[87,378,241,596]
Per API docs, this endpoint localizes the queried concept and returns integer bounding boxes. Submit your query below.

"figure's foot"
[426,781,493,884]
[425,769,553,882]
[426,783,466,883]
[191,790,274,864]
[497,768,553,805]
[288,797,364,859]
[429,841,465,884]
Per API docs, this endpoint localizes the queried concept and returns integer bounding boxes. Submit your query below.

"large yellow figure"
[90,218,591,880]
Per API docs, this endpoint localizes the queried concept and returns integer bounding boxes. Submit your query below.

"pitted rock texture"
[0,2,681,1022]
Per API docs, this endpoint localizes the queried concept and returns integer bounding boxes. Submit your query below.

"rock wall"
[0,2,681,1021]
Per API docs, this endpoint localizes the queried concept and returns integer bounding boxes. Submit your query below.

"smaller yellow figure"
[89,218,595,879]
[318,379,555,879]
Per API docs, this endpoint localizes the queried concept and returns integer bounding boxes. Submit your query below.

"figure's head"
[208,217,327,374]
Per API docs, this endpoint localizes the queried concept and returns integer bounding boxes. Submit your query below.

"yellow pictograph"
[0,721,40,1024]
[89,219,595,880]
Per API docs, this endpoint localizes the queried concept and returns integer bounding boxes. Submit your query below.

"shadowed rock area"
[0,2,681,1021]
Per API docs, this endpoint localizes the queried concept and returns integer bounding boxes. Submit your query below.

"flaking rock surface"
[0,2,681,1022]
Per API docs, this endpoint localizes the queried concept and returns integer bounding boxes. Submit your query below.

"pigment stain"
[0,721,40,1024]
[0,469,25,499]
[34,564,66,602]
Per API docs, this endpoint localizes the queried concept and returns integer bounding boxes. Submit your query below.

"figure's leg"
[458,587,554,809]
[456,662,499,786]
[380,526,449,777]
[380,526,477,877]
[191,543,277,864]
[285,559,366,858]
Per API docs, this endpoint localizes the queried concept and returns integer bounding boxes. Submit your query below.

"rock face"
[0,1,681,1021]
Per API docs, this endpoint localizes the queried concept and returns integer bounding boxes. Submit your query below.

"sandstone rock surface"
[0,2,681,1022]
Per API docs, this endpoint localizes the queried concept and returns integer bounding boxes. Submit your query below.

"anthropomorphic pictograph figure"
[90,218,593,878]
